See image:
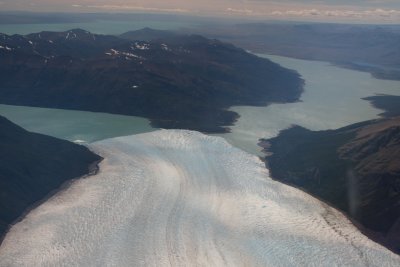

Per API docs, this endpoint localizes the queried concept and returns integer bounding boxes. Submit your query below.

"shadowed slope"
[263,117,400,253]
[0,115,102,238]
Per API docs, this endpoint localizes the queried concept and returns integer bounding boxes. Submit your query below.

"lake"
[0,104,156,143]
[1,54,400,154]
[214,54,400,155]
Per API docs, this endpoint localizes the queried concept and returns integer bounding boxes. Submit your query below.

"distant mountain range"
[262,117,400,253]
[192,23,400,80]
[0,28,303,133]
[0,116,101,240]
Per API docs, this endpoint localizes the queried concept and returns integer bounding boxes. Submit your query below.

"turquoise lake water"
[2,53,400,154]
[1,22,400,154]
[0,104,156,143]
[214,54,400,155]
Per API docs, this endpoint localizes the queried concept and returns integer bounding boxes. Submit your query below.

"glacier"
[0,130,399,266]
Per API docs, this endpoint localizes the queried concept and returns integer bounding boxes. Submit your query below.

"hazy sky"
[1,0,400,23]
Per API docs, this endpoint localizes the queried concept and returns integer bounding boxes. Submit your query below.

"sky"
[1,0,400,23]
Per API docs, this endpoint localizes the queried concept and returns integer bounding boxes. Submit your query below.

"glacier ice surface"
[0,130,399,266]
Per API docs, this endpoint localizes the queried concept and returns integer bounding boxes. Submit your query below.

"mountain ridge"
[0,28,303,133]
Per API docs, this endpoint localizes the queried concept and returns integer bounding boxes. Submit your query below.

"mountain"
[0,28,303,133]
[0,115,102,239]
[261,117,400,253]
